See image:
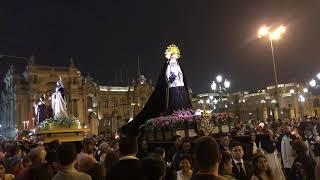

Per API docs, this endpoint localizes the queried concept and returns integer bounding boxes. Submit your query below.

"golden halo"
[165,44,181,60]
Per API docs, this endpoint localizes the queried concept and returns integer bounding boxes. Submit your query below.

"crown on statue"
[165,44,181,60]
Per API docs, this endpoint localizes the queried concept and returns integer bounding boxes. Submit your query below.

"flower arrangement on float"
[198,112,237,135]
[210,112,236,124]
[144,110,201,129]
[38,115,81,130]
[141,110,201,141]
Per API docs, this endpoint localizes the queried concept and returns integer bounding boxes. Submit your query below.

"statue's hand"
[169,74,176,83]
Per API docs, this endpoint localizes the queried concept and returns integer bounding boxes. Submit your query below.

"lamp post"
[258,25,286,118]
[211,75,230,112]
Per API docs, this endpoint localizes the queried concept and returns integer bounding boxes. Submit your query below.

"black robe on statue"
[121,61,192,136]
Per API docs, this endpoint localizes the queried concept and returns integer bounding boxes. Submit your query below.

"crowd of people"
[0,118,319,180]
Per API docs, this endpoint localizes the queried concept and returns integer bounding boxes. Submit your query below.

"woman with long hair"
[251,154,273,180]
[218,151,236,180]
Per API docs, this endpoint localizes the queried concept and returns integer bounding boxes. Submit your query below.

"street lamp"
[258,25,286,118]
[258,25,286,87]
[211,75,231,112]
[309,79,317,87]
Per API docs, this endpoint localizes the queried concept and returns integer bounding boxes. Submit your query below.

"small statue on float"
[51,77,67,118]
[34,96,47,125]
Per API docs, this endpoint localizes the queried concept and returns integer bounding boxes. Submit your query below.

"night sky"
[0,1,320,93]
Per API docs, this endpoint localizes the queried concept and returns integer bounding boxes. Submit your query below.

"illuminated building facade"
[0,58,153,138]
[194,82,315,122]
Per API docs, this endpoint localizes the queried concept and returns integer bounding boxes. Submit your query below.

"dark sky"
[0,0,320,93]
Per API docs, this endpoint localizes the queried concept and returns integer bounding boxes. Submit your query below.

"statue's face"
[170,54,178,60]
[169,56,178,66]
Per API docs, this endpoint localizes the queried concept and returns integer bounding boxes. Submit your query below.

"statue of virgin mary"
[51,77,67,118]
[121,44,192,136]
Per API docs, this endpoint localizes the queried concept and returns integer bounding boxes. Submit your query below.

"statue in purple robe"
[121,44,192,136]
[35,97,47,124]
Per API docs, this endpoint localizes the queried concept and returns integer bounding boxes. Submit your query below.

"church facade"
[0,58,153,138]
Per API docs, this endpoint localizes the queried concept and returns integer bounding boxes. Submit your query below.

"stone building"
[194,82,315,122]
[98,75,153,134]
[0,57,153,138]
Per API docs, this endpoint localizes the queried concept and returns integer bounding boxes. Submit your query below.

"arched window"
[87,96,93,109]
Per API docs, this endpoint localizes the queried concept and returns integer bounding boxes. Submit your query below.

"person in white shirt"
[280,124,294,177]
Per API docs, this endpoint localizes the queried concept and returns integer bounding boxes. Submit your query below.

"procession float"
[121,44,238,141]
[33,77,89,143]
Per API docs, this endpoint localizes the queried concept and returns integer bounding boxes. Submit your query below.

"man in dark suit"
[106,136,143,180]
[218,133,231,154]
[230,141,252,180]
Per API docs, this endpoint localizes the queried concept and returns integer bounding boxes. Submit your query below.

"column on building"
[90,117,98,135]
[12,98,16,130]
[263,107,268,121]
[5,104,8,131]
[77,98,84,126]
[273,107,279,120]
[16,103,21,129]
[111,117,117,132]
[23,102,28,129]
[289,107,295,119]
[10,99,14,136]
[72,99,78,117]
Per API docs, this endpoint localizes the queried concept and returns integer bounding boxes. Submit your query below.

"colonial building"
[0,57,153,138]
[194,82,315,122]
[98,75,154,134]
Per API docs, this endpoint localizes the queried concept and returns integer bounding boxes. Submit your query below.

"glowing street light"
[211,81,217,91]
[298,95,305,102]
[211,74,231,112]
[258,25,286,41]
[317,73,320,80]
[258,26,269,38]
[309,79,316,87]
[216,75,223,83]
[224,79,231,89]
[269,25,286,40]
